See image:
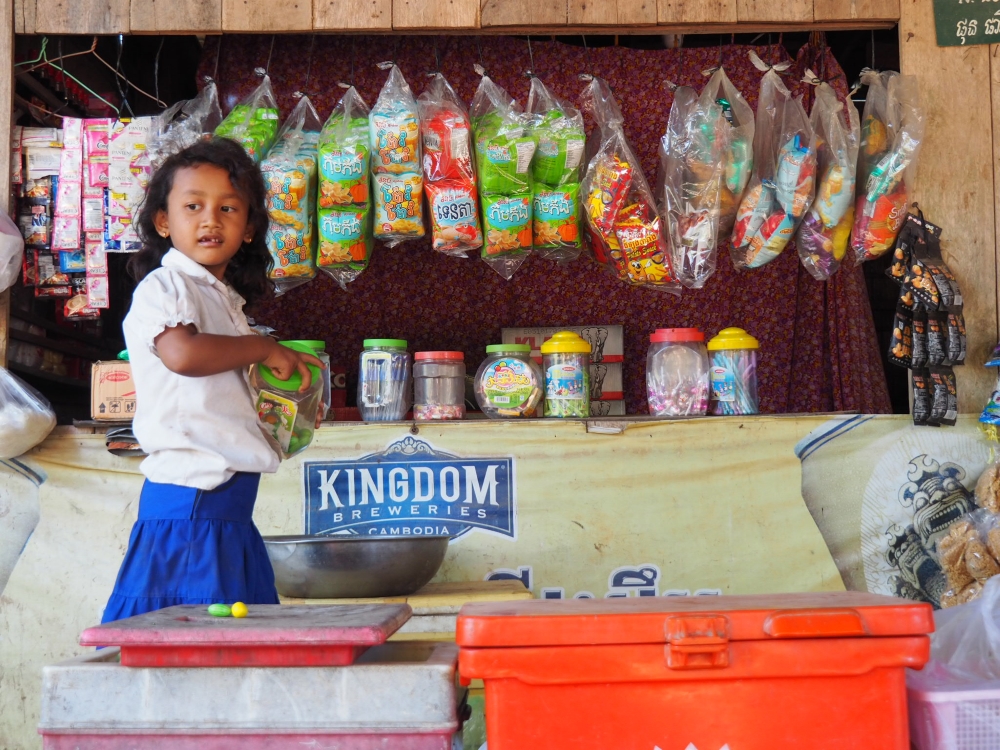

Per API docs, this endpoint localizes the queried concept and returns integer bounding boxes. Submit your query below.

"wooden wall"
[15,0,899,33]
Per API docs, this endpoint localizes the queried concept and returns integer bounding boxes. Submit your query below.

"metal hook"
[116,34,135,118]
[265,34,275,76]
[212,35,223,83]
[303,34,316,94]
[718,34,724,70]
[476,36,486,76]
[154,37,164,108]
[870,29,876,69]
[350,36,356,85]
[527,37,535,76]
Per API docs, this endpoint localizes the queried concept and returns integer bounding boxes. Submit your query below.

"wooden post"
[0,0,12,367]
[899,1,997,412]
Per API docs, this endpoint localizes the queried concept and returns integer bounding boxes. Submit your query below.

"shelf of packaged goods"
[8,361,90,389]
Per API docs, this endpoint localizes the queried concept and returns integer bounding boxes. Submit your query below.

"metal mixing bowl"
[263,534,450,599]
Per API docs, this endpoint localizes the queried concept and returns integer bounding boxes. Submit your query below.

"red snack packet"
[425,179,483,254]
[422,107,474,183]
[587,154,633,235]
[614,214,673,286]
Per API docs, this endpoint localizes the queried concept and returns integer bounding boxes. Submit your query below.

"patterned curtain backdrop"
[198,36,891,415]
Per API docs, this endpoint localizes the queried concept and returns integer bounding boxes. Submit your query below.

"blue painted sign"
[303,436,516,540]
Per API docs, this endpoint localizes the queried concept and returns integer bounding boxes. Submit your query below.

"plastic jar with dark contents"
[414,351,466,421]
[474,344,543,419]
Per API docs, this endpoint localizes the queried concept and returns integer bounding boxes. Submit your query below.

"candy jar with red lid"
[645,328,709,417]
[413,351,466,420]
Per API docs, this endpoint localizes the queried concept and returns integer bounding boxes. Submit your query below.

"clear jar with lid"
[646,328,709,417]
[249,341,323,459]
[358,339,411,422]
[287,339,330,420]
[474,344,543,419]
[414,351,466,421]
[541,331,591,419]
[707,327,760,416]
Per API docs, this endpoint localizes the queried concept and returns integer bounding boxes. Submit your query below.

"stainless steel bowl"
[263,534,450,599]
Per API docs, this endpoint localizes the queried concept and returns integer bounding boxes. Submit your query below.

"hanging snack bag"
[526,76,585,262]
[215,74,280,163]
[471,70,536,279]
[417,73,482,257]
[796,82,860,281]
[731,62,817,270]
[851,70,924,262]
[699,67,754,238]
[369,64,424,246]
[149,81,223,169]
[317,86,374,288]
[580,76,678,293]
[262,96,321,295]
[657,85,728,289]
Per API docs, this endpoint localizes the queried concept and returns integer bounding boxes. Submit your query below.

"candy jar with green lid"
[358,339,411,422]
[286,340,331,420]
[707,327,760,416]
[249,341,323,459]
[475,344,544,419]
[541,331,591,418]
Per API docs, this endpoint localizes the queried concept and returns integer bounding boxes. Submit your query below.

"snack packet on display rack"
[795,80,860,281]
[262,95,321,295]
[580,75,678,292]
[730,55,817,270]
[417,73,483,257]
[317,86,374,289]
[471,69,536,279]
[526,76,585,262]
[369,64,424,247]
[214,74,280,163]
[851,70,924,262]
[657,84,728,289]
[699,67,754,238]
[148,81,223,168]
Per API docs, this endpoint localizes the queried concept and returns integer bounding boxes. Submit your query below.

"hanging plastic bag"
[851,70,924,262]
[731,58,817,270]
[0,366,56,459]
[657,84,728,289]
[699,67,754,239]
[0,209,24,292]
[580,75,678,293]
[471,69,535,279]
[214,73,280,164]
[369,63,425,247]
[317,86,374,290]
[417,73,483,258]
[796,81,860,281]
[148,81,223,169]
[527,76,586,263]
[262,95,321,296]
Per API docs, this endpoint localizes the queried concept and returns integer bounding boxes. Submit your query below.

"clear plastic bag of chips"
[149,81,223,169]
[215,74,280,163]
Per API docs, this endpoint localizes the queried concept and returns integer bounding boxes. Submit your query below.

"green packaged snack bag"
[318,204,373,278]
[482,193,532,257]
[533,183,581,250]
[215,76,281,163]
[471,76,536,198]
[318,87,371,209]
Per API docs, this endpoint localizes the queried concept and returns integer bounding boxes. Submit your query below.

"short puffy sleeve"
[124,269,202,355]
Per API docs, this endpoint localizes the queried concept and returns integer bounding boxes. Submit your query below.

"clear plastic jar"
[249,341,323,459]
[646,328,709,417]
[289,339,330,420]
[541,331,591,419]
[414,351,466,421]
[708,327,760,416]
[358,339,411,422]
[474,344,543,419]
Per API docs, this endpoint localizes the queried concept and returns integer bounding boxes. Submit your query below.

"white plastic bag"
[923,575,1000,684]
[0,209,24,292]
[148,81,223,168]
[0,366,56,458]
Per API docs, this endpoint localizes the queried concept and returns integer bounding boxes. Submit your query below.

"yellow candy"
[231,601,248,618]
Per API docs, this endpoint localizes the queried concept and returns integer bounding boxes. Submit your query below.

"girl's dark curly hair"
[128,137,274,306]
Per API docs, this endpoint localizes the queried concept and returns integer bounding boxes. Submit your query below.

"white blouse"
[123,248,280,490]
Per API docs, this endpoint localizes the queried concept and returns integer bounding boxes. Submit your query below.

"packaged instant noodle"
[215,74,280,163]
[851,70,924,262]
[471,71,536,279]
[262,96,321,295]
[418,73,482,256]
[526,76,585,262]
[731,62,817,270]
[369,64,424,246]
[657,84,728,289]
[699,67,754,238]
[580,75,677,292]
[317,86,373,289]
[796,82,860,281]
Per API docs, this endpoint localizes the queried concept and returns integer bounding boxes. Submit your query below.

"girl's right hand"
[263,341,325,391]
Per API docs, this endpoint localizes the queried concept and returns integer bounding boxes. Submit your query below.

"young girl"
[101,137,322,623]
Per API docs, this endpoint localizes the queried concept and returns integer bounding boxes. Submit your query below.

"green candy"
[207,603,232,617]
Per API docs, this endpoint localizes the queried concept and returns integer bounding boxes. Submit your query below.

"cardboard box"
[91,361,136,420]
[590,362,622,401]
[502,326,624,364]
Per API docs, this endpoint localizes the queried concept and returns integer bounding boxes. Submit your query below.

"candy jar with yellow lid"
[249,341,323,458]
[541,331,591,418]
[707,327,760,416]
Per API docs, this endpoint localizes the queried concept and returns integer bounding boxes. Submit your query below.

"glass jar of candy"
[541,331,591,418]
[249,341,323,459]
[474,344,544,419]
[288,339,331,420]
[646,328,709,417]
[414,351,466,421]
[707,327,760,416]
[358,339,411,422]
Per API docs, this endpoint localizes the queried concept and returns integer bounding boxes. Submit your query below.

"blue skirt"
[101,472,279,624]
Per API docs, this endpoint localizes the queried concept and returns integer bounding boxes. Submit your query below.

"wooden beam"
[33,0,129,34]
[131,0,222,33]
[315,0,391,30]
[394,0,479,29]
[223,0,311,32]
[569,0,656,26]
[737,0,811,23]
[899,3,996,412]
[480,0,568,27]
[813,0,898,22]
[0,0,11,368]
[658,0,736,25]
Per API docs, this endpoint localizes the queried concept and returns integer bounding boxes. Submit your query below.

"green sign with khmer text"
[934,0,1000,46]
